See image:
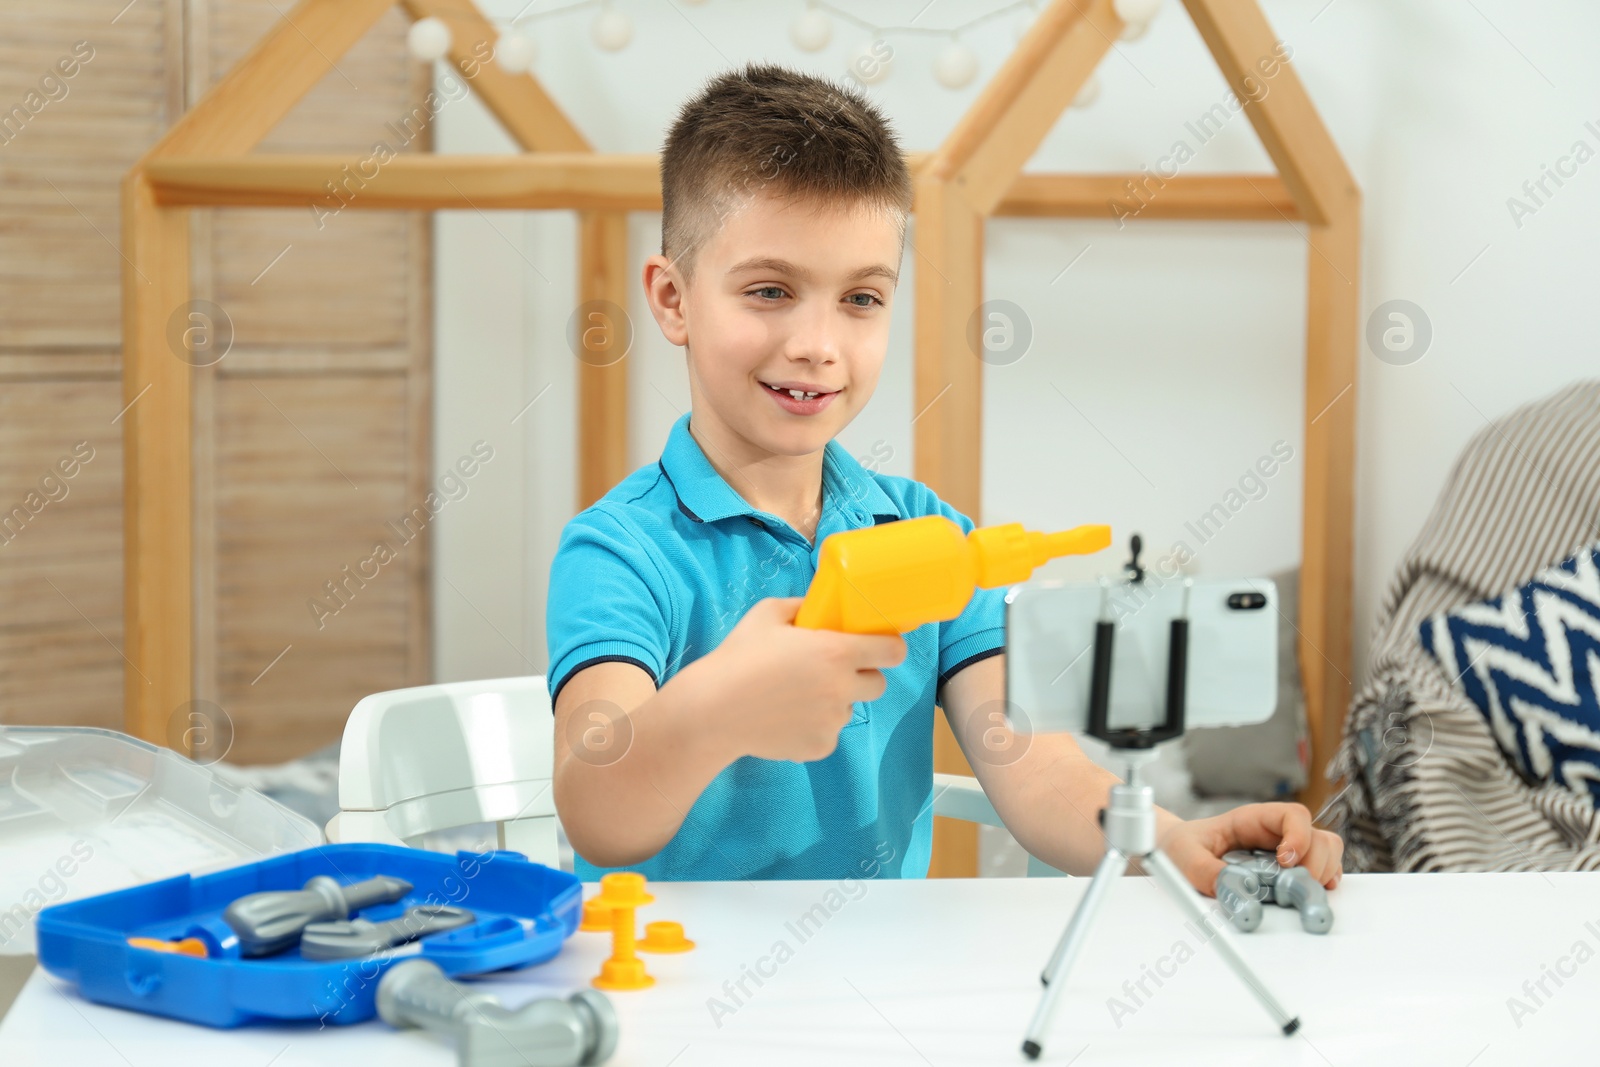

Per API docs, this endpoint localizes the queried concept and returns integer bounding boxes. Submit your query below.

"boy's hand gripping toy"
[377,957,618,1067]
[795,516,1111,634]
[1217,849,1334,934]
[223,873,413,956]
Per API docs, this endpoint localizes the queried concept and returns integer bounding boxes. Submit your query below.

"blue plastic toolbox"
[35,843,583,1028]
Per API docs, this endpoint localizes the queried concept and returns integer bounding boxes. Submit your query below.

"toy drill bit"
[223,874,412,956]
[301,904,475,960]
[377,957,618,1067]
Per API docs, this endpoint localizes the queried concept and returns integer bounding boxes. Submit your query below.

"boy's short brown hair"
[659,62,913,281]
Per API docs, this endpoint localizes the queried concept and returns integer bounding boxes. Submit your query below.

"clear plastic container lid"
[0,726,322,954]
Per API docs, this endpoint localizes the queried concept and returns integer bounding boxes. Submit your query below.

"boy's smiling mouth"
[759,378,840,416]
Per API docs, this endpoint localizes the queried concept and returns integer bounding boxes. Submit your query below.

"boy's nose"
[783,304,842,365]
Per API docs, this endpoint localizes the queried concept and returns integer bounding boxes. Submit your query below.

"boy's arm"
[552,597,908,870]
[939,653,1343,891]
[552,659,748,869]
[937,653,1139,876]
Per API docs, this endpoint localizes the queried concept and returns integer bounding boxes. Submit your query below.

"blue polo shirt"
[545,411,1006,882]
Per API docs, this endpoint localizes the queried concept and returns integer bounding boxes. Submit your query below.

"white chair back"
[332,676,559,868]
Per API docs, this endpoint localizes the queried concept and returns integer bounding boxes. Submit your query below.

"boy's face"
[644,190,902,461]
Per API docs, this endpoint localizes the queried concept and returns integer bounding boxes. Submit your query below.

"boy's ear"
[642,254,689,347]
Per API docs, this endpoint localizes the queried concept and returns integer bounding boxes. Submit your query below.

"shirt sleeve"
[545,508,674,708]
[925,493,1007,700]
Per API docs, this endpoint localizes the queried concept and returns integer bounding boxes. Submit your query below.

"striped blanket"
[1325,379,1600,872]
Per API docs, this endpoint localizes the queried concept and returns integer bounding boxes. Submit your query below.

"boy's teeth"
[785,388,818,400]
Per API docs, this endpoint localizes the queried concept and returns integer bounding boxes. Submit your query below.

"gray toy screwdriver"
[301,904,475,960]
[377,958,618,1067]
[224,874,413,956]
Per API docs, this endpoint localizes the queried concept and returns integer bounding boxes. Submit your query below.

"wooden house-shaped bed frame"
[122,0,1359,876]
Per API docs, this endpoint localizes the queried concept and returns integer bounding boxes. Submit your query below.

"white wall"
[431,0,1600,699]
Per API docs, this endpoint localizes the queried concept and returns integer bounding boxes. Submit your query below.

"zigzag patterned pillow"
[1418,541,1600,803]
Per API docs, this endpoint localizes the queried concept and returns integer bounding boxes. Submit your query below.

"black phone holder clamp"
[1084,559,1190,750]
[1123,532,1146,584]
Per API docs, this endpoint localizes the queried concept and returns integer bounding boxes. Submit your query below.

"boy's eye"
[746,288,883,307]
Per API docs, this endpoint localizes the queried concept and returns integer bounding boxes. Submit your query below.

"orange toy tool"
[795,516,1111,634]
[128,936,208,958]
[589,872,656,991]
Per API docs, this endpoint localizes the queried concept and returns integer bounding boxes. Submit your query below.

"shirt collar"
[657,412,901,526]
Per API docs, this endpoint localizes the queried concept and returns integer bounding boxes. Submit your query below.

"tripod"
[1020,567,1300,1059]
[1020,750,1300,1058]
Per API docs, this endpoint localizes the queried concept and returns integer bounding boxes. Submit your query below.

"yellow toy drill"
[795,516,1111,634]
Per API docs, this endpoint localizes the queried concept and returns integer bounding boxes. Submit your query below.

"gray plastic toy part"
[377,957,619,1067]
[1218,849,1334,935]
[1272,867,1333,934]
[224,874,414,956]
[1222,849,1282,888]
[1214,865,1263,932]
[301,904,475,960]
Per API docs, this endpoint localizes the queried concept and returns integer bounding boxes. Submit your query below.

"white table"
[0,872,1591,1065]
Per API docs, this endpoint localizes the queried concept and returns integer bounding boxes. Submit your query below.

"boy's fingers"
[1259,808,1347,889]
[1274,805,1314,870]
[1228,802,1314,869]
[848,632,908,668]
[1183,850,1227,898]
[1309,832,1345,889]
[760,597,903,659]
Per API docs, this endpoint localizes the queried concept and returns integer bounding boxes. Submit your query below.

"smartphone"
[1004,576,1279,735]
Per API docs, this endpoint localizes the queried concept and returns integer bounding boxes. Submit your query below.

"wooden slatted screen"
[0,0,176,733]
[0,0,433,764]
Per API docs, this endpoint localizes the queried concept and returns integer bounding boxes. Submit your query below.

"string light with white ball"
[405,0,1162,105]
[795,0,1162,96]
[847,40,893,86]
[790,6,833,53]
[934,38,980,90]
[590,4,633,51]
[495,32,537,74]
[405,16,452,62]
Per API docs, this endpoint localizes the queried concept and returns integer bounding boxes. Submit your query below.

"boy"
[546,63,1343,893]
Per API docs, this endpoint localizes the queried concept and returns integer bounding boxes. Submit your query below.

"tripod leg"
[1038,848,1125,985]
[1022,848,1128,1060]
[1142,848,1300,1035]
